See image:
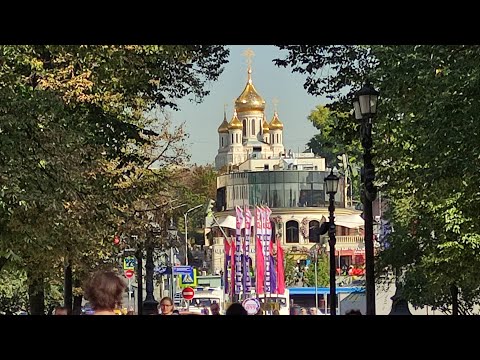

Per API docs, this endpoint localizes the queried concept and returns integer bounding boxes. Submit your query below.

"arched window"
[236,133,239,143]
[277,134,279,143]
[243,119,247,137]
[309,220,320,243]
[252,119,255,135]
[286,220,299,243]
[231,134,234,144]
[221,137,224,147]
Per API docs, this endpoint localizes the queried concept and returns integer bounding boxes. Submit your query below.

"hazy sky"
[166,45,330,165]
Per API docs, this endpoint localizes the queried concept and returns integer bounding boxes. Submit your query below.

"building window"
[286,220,299,243]
[243,119,247,137]
[252,119,255,135]
[236,133,239,143]
[276,134,279,143]
[221,137,224,147]
[308,220,320,243]
[231,134,234,144]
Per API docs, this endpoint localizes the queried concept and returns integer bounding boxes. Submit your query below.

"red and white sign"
[182,287,195,300]
[242,298,260,315]
[124,269,134,279]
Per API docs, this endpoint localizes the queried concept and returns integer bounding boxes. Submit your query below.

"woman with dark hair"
[83,270,126,315]
[225,302,248,315]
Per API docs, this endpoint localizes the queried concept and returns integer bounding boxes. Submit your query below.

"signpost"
[124,269,134,311]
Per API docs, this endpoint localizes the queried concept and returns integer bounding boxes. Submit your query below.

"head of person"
[172,309,180,315]
[225,302,248,315]
[300,307,308,315]
[345,309,362,315]
[159,297,175,315]
[210,302,221,315]
[83,270,126,314]
[272,309,280,315]
[54,306,69,315]
[309,307,318,315]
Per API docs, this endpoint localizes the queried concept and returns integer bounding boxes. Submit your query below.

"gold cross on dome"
[272,97,279,112]
[242,48,255,67]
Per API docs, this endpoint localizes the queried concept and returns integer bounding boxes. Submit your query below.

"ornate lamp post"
[353,81,379,315]
[167,222,179,298]
[325,169,339,316]
[184,204,203,266]
[142,223,161,315]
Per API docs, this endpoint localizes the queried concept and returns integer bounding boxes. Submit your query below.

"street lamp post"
[184,204,203,266]
[142,225,161,315]
[354,81,379,315]
[325,169,339,316]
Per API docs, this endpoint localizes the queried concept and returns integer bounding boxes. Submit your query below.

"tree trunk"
[451,283,459,316]
[64,261,73,313]
[28,272,45,315]
[72,278,83,315]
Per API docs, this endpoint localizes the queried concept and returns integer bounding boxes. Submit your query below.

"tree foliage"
[0,45,229,313]
[275,45,480,313]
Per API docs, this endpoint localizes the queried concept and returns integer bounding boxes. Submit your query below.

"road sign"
[179,268,197,287]
[182,287,195,300]
[123,256,136,270]
[173,265,193,275]
[125,269,134,279]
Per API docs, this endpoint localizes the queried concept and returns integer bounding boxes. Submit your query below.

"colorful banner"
[244,206,252,294]
[235,206,244,295]
[255,206,264,294]
[262,206,272,293]
[276,235,286,295]
[224,238,230,295]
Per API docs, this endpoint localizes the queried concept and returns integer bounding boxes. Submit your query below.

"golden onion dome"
[269,111,284,130]
[217,111,229,133]
[262,115,270,133]
[235,68,266,113]
[228,110,243,130]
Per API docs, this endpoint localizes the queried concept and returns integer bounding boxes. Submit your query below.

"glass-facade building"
[216,170,345,211]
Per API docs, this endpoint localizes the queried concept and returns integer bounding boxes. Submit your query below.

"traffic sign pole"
[127,277,131,311]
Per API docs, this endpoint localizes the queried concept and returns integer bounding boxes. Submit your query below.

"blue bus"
[288,286,365,315]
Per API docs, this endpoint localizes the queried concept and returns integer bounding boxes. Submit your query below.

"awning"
[335,214,364,229]
[212,215,245,230]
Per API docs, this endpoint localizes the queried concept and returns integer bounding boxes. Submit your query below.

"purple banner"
[244,206,252,294]
[235,206,244,295]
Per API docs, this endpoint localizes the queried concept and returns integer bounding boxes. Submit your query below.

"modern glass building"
[216,170,345,211]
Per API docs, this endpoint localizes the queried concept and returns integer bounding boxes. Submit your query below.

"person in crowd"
[309,307,318,315]
[272,309,280,315]
[345,309,363,315]
[210,302,221,315]
[54,306,69,315]
[225,302,248,315]
[83,270,127,315]
[300,307,308,315]
[158,297,175,315]
[172,309,180,315]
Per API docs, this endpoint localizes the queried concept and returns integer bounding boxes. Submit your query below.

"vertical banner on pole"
[224,238,231,295]
[244,206,252,296]
[255,206,265,295]
[262,207,271,294]
[235,206,244,295]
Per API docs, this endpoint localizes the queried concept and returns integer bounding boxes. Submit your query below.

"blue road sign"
[173,265,193,275]
[154,265,169,275]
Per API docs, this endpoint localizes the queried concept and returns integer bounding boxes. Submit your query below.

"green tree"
[303,253,329,288]
[274,45,480,314]
[0,45,229,314]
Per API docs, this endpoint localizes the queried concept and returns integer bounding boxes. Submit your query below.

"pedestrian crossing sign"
[179,268,197,287]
